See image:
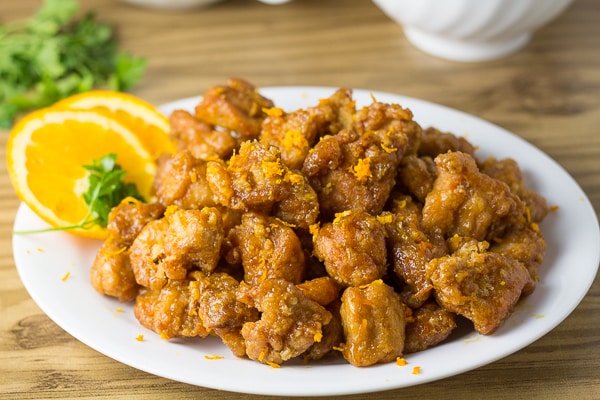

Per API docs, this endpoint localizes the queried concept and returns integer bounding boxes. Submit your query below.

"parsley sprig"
[15,154,145,235]
[0,0,147,129]
[82,153,145,227]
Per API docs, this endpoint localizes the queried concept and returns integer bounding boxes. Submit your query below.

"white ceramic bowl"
[372,0,574,62]
[257,0,293,4]
[121,0,292,9]
[121,0,225,10]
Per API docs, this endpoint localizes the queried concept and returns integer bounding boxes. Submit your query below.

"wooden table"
[1,0,599,399]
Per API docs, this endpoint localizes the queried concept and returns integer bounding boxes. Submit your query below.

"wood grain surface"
[1,0,598,399]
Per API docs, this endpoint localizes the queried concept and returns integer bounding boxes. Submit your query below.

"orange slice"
[7,107,158,239]
[53,90,175,160]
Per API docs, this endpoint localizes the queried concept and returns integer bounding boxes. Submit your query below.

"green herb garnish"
[15,153,145,235]
[0,0,147,129]
[82,153,145,227]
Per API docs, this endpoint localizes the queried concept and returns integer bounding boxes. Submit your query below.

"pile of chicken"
[90,78,549,367]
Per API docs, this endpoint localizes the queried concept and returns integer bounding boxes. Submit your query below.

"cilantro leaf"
[0,0,146,129]
[82,153,145,228]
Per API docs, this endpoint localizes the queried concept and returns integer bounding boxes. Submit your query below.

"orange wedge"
[7,107,158,239]
[53,90,175,160]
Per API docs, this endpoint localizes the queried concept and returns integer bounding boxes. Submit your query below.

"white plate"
[12,87,600,396]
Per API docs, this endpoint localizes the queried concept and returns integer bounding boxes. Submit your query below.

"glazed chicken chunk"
[301,300,344,362]
[340,280,406,367]
[190,271,259,357]
[308,87,356,136]
[134,278,211,339]
[422,151,527,241]
[237,279,332,365]
[382,194,447,308]
[206,140,319,229]
[479,156,550,223]
[418,126,476,158]
[313,209,388,287]
[104,200,165,247]
[169,109,237,161]
[130,208,224,290]
[134,270,257,345]
[302,101,419,219]
[490,223,546,295]
[91,240,138,302]
[296,276,342,307]
[229,211,306,285]
[396,155,437,203]
[259,107,323,171]
[403,301,456,354]
[153,150,218,210]
[259,88,356,170]
[427,237,533,334]
[353,99,422,156]
[194,78,274,139]
[90,200,164,302]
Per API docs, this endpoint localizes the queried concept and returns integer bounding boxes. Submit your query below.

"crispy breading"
[90,81,551,367]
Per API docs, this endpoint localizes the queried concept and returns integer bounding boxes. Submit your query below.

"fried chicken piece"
[396,155,437,203]
[105,200,166,247]
[259,88,356,170]
[479,157,550,222]
[354,99,422,157]
[260,107,321,171]
[403,301,456,354]
[490,223,546,295]
[188,271,259,357]
[302,101,417,219]
[302,300,343,361]
[190,271,258,331]
[134,269,259,352]
[91,241,138,302]
[301,129,399,219]
[382,195,447,308]
[418,126,476,158]
[130,208,223,290]
[340,280,406,367]
[309,88,356,136]
[153,151,219,210]
[313,209,388,287]
[272,177,321,231]
[427,237,533,334]
[206,140,319,229]
[296,276,342,306]
[422,151,527,241]
[134,279,210,339]
[217,207,244,268]
[194,78,274,139]
[237,279,332,365]
[169,109,237,160]
[90,200,165,302]
[204,158,234,209]
[220,141,302,210]
[229,212,306,286]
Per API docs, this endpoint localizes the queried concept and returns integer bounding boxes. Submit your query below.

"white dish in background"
[257,0,293,4]
[372,0,574,62]
[12,87,600,396]
[120,0,224,10]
